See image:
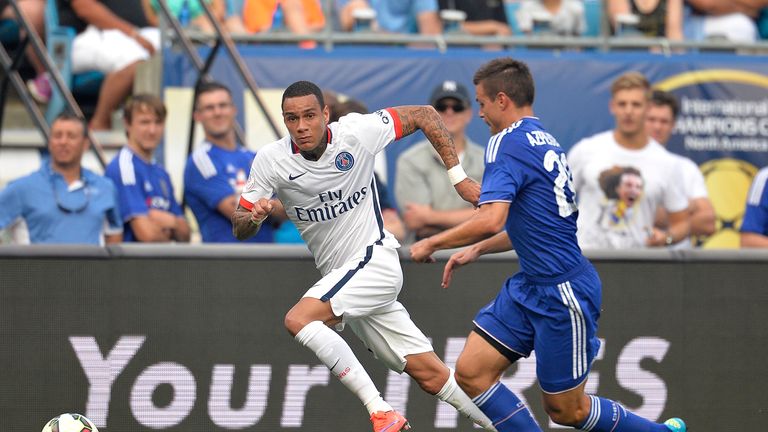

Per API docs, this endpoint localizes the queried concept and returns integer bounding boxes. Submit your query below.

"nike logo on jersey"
[288,172,307,180]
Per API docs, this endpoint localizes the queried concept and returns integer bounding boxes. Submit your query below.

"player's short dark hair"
[124,93,167,124]
[51,111,88,138]
[194,81,232,110]
[650,89,680,120]
[282,80,325,111]
[473,57,535,108]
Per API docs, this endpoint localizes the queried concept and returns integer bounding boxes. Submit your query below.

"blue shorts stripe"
[321,244,375,301]
[473,262,601,393]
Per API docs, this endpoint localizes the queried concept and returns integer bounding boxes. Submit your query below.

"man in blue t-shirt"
[105,94,190,242]
[411,58,686,432]
[0,112,122,244]
[184,81,283,243]
[741,166,768,247]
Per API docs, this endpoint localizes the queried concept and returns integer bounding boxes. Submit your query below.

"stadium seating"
[759,7,768,40]
[44,0,104,122]
[583,0,602,37]
[0,18,19,45]
[503,0,604,37]
[503,1,522,35]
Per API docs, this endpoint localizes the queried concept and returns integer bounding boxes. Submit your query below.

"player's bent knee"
[283,310,307,337]
[454,367,491,397]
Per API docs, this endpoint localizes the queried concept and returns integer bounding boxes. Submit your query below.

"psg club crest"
[335,152,355,171]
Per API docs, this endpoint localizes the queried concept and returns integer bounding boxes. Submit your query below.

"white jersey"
[669,154,708,250]
[568,130,689,249]
[240,110,402,275]
[674,154,708,200]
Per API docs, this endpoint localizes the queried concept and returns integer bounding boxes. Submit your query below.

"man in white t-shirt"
[646,89,715,248]
[232,81,495,432]
[568,72,691,249]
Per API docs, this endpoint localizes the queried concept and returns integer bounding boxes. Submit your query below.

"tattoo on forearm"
[394,105,459,169]
[231,207,261,240]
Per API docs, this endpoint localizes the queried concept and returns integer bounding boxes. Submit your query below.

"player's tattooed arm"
[392,106,460,169]
[232,198,274,240]
[232,205,262,240]
[392,105,480,206]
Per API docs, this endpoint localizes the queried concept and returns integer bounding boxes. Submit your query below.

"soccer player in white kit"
[232,81,496,432]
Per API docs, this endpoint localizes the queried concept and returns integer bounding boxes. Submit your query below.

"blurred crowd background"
[1,0,768,250]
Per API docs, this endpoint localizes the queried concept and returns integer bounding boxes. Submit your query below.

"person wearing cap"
[395,80,485,242]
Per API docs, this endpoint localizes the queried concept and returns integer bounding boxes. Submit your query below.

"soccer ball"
[41,413,99,432]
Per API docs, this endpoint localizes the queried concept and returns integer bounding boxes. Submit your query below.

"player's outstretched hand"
[442,246,480,289]
[410,238,436,264]
[250,198,274,224]
[455,177,480,206]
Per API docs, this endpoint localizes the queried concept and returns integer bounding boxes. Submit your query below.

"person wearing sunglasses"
[0,112,123,244]
[105,94,190,243]
[395,79,486,242]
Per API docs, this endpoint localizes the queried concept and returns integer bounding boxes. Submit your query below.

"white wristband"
[447,164,468,186]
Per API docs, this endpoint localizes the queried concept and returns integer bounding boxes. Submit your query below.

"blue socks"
[472,382,542,431]
[470,383,671,432]
[579,395,671,432]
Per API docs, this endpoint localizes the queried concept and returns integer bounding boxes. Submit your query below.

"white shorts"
[72,25,160,74]
[303,244,433,372]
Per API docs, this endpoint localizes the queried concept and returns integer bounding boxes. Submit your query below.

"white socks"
[295,321,494,427]
[295,321,392,415]
[436,369,497,431]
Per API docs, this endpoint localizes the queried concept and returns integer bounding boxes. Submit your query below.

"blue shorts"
[473,260,602,393]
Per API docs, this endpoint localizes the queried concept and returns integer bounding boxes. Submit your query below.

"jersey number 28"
[543,150,577,217]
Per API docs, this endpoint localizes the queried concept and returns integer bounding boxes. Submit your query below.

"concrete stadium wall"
[1,245,766,431]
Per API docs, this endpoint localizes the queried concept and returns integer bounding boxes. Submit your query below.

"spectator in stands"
[0,112,122,244]
[684,0,768,42]
[336,0,442,35]
[741,166,768,247]
[0,0,50,103]
[335,0,373,31]
[437,0,511,37]
[331,98,407,242]
[145,0,247,34]
[568,71,690,249]
[243,0,324,34]
[223,0,248,33]
[105,94,190,242]
[395,80,484,242]
[607,0,683,40]
[646,89,715,246]
[184,81,282,243]
[58,0,160,130]
[516,0,586,36]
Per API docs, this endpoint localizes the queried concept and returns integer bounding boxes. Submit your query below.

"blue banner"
[163,46,768,247]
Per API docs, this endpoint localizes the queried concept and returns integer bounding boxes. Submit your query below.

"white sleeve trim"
[118,148,136,186]
[192,145,218,179]
[748,167,768,205]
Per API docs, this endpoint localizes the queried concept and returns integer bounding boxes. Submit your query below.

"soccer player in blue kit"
[410,58,687,432]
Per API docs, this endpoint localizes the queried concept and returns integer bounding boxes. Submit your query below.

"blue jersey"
[0,164,122,244]
[479,117,583,279]
[105,147,183,242]
[184,143,273,242]
[742,166,768,236]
